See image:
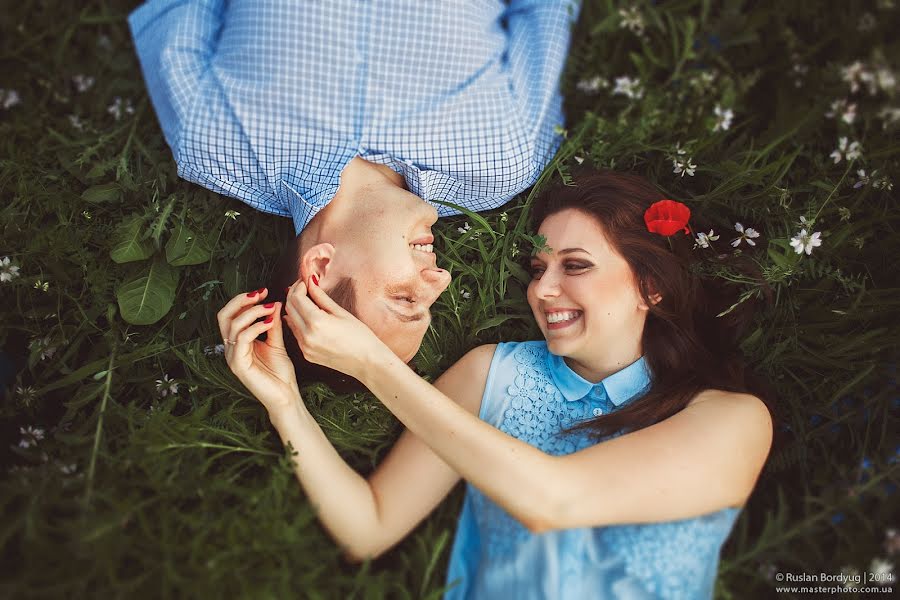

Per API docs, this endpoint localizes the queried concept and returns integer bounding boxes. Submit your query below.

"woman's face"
[526,208,651,362]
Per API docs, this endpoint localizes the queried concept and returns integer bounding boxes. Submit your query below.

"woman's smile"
[545,309,583,330]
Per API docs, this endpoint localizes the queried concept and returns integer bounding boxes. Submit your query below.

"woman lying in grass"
[217,169,775,599]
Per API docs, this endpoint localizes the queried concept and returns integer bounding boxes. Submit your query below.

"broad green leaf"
[116,257,179,325]
[81,182,122,203]
[110,215,154,264]
[165,222,212,266]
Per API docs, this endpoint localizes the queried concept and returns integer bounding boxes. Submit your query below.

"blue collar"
[546,351,653,406]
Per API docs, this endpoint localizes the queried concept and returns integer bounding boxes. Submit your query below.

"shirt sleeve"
[502,0,580,133]
[128,0,225,157]
[128,0,288,218]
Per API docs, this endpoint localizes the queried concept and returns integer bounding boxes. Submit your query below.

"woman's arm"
[287,280,774,532]
[268,345,494,563]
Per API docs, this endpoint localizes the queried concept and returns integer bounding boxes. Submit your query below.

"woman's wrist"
[266,388,308,427]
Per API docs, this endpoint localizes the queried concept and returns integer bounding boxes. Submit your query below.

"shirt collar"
[546,351,653,406]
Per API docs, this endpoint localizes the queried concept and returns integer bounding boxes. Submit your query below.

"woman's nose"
[533,271,561,299]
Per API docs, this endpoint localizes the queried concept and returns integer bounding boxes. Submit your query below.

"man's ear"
[299,242,336,286]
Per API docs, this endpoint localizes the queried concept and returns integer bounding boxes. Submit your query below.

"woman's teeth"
[411,243,434,252]
[546,311,581,324]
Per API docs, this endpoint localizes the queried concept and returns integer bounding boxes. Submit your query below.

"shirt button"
[592,408,604,417]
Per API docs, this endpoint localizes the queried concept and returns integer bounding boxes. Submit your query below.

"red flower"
[644,199,691,236]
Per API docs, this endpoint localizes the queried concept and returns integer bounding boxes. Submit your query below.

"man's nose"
[419,267,451,305]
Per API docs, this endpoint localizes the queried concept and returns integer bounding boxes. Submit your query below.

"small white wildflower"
[573,155,584,165]
[693,230,720,249]
[868,558,894,585]
[672,157,697,177]
[33,279,49,292]
[839,566,860,588]
[106,96,134,121]
[17,426,45,448]
[510,242,520,258]
[712,105,734,132]
[72,74,95,93]
[60,463,78,475]
[576,76,608,94]
[618,6,645,35]
[457,222,471,235]
[612,76,643,100]
[0,89,21,110]
[224,209,240,220]
[842,61,868,94]
[97,34,112,51]
[460,289,471,300]
[858,12,877,31]
[0,256,21,282]
[730,222,760,247]
[68,114,85,131]
[830,136,862,164]
[674,142,687,156]
[82,210,92,220]
[203,344,225,356]
[876,67,897,93]
[155,374,179,397]
[791,61,809,88]
[789,228,823,255]
[873,175,893,190]
[14,385,37,405]
[500,211,509,223]
[885,528,900,556]
[877,105,900,128]
[29,335,57,361]
[825,99,857,125]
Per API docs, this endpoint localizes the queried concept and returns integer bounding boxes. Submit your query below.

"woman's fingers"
[226,303,278,341]
[265,302,285,349]
[306,276,347,315]
[233,317,276,356]
[217,287,269,338]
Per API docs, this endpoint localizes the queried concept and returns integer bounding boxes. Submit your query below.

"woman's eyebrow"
[557,247,593,255]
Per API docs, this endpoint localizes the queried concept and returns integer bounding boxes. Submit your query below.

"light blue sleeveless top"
[443,341,741,599]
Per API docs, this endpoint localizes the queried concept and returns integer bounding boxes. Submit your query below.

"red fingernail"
[247,291,258,297]
[263,316,274,324]
[257,287,265,294]
[263,302,275,308]
[311,274,319,286]
[284,287,290,293]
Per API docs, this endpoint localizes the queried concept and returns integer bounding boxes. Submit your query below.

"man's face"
[322,185,452,362]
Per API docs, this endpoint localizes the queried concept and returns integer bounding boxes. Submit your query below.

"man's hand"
[283,279,387,382]
[217,288,302,416]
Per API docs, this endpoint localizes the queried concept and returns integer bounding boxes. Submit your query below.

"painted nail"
[247,291,258,297]
[257,287,265,294]
[263,316,274,324]
[263,302,275,308]
[311,274,319,286]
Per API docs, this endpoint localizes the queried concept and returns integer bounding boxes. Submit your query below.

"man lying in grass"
[128,0,580,375]
[218,170,775,599]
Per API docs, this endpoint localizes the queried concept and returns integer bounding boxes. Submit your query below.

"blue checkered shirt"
[128,0,579,235]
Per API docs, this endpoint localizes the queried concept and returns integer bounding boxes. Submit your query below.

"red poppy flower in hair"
[644,199,692,236]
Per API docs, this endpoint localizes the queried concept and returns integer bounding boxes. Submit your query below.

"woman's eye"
[565,263,588,270]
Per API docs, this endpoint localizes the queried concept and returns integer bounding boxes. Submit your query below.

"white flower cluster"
[854,168,893,190]
[16,426,45,449]
[712,105,734,132]
[0,89,21,110]
[107,96,135,121]
[829,136,863,164]
[0,256,20,282]
[155,374,179,397]
[28,335,58,361]
[203,343,226,356]
[841,60,896,96]
[825,99,857,125]
[618,7,645,36]
[612,76,643,100]
[789,217,823,256]
[670,143,697,177]
[575,76,609,94]
[72,74,95,93]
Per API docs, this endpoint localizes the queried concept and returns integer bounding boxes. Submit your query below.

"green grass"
[1,0,898,598]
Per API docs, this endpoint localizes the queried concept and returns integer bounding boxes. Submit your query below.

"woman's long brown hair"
[529,169,780,442]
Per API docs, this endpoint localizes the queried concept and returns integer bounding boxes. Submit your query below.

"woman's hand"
[217,288,301,416]
[282,278,387,381]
